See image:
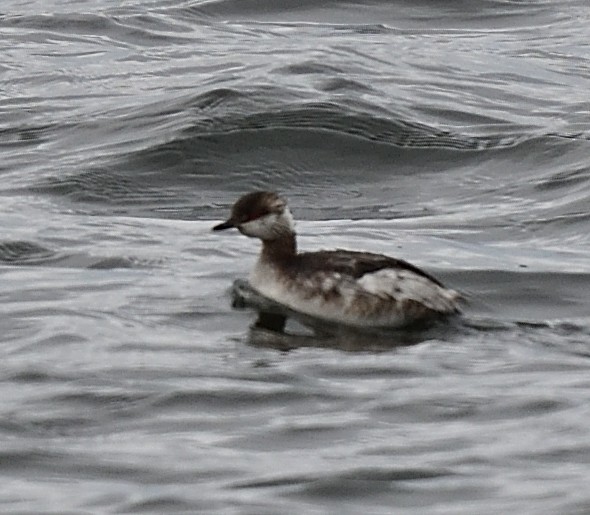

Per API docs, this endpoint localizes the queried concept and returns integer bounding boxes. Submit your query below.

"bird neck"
[260,232,297,264]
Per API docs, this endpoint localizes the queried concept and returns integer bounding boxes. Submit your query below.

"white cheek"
[282,207,295,232]
[239,214,278,238]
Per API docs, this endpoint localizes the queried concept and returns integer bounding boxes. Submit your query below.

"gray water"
[2,0,590,513]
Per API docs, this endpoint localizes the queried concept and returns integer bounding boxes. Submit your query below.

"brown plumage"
[213,191,460,329]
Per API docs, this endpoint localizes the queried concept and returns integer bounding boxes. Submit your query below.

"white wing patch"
[357,268,459,313]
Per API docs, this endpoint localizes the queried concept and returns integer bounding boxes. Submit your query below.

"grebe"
[213,191,460,329]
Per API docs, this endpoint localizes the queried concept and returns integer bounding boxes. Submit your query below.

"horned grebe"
[213,191,460,329]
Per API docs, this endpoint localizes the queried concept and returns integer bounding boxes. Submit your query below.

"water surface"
[1,0,590,513]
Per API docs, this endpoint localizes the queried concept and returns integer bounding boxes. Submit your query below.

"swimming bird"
[213,191,460,329]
